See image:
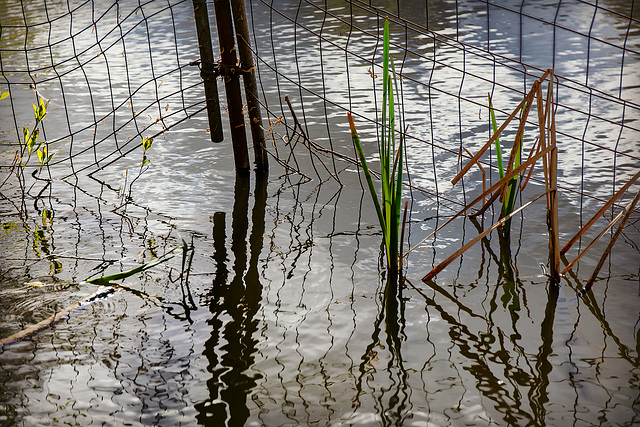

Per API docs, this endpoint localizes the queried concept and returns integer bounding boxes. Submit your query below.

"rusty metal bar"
[192,0,223,142]
[230,0,268,174]
[214,0,249,173]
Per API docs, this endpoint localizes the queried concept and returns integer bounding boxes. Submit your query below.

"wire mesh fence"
[1,1,638,208]
[1,0,206,181]
[246,0,640,213]
[1,1,639,425]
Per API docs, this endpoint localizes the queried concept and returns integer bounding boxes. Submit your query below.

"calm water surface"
[1,1,639,425]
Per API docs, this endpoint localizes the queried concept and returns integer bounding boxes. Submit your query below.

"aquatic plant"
[488,93,525,235]
[348,18,405,275]
[23,95,53,166]
[419,70,561,282]
[116,135,154,210]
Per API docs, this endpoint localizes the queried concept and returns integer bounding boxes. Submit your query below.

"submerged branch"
[422,191,549,282]
[0,242,185,350]
[0,287,117,350]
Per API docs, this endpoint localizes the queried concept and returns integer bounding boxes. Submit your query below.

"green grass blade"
[488,93,504,180]
[381,19,393,251]
[504,131,522,217]
[502,102,525,224]
[381,19,390,168]
[348,113,388,256]
[347,17,404,272]
[87,245,181,285]
[384,76,394,242]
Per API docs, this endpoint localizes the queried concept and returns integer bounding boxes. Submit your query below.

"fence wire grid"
[0,2,639,424]
[0,0,639,213]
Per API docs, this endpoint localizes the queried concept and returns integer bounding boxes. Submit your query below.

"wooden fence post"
[192,0,223,143]
[546,75,561,281]
[230,0,268,173]
[214,0,250,173]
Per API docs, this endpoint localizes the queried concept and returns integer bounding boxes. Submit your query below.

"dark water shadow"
[354,271,412,426]
[196,174,267,425]
[410,213,569,426]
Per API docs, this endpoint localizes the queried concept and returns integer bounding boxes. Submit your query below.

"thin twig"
[583,190,640,292]
[0,287,118,350]
[422,190,550,282]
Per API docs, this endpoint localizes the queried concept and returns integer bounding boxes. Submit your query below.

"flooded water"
[1,0,639,425]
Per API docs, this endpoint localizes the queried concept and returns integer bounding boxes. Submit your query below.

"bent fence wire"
[1,0,206,184]
[247,0,640,213]
[1,1,639,238]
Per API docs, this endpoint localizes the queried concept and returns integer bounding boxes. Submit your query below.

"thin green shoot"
[87,239,184,285]
[488,94,504,180]
[488,93,523,231]
[142,136,153,166]
[348,18,404,274]
[502,102,526,221]
[22,95,53,165]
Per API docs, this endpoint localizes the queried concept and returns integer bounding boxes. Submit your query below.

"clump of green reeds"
[488,93,523,235]
[418,70,560,282]
[348,18,405,276]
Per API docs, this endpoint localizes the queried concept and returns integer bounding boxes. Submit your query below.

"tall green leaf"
[347,17,404,272]
[488,93,504,179]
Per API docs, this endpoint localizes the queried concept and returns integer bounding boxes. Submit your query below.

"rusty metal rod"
[214,0,249,173]
[230,0,268,174]
[192,0,223,142]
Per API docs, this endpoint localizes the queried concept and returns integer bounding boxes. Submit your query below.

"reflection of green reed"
[348,18,404,276]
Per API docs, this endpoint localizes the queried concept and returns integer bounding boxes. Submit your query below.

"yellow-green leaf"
[37,146,46,163]
[143,137,153,151]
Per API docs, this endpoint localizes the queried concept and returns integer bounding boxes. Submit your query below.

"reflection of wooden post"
[192,0,223,142]
[230,0,268,173]
[214,0,249,173]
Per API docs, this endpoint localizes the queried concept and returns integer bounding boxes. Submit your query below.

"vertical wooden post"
[546,73,561,281]
[214,0,250,173]
[192,0,223,142]
[230,0,268,173]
